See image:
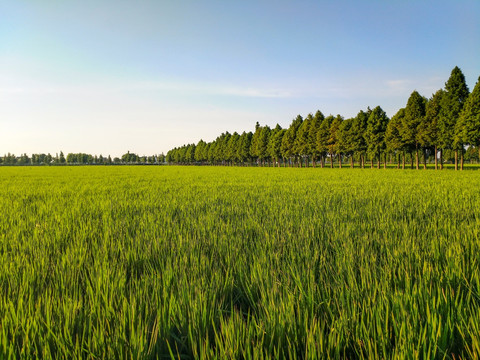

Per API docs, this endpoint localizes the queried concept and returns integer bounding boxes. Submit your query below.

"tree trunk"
[455,150,458,171]
[384,153,387,169]
[330,153,333,168]
[312,155,316,168]
[423,149,427,170]
[351,155,354,169]
[415,148,419,170]
[397,153,401,169]
[461,150,464,171]
[339,154,342,169]
[434,145,438,170]
[371,157,373,169]
[321,156,324,168]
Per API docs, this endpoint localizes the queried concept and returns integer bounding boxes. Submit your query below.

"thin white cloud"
[128,80,295,98]
[0,80,295,98]
[386,79,412,92]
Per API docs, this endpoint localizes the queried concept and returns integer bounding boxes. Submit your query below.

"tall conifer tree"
[439,66,470,170]
[456,77,480,165]
[365,106,389,168]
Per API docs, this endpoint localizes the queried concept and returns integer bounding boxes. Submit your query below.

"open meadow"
[0,166,479,359]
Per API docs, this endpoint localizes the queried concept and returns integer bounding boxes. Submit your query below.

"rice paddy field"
[0,166,479,359]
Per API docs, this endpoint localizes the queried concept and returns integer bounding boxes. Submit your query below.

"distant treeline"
[167,66,480,170]
[0,151,166,166]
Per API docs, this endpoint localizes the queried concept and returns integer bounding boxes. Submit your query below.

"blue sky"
[1,0,479,156]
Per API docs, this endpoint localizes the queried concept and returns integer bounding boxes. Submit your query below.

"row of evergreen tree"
[167,66,480,170]
[0,151,166,166]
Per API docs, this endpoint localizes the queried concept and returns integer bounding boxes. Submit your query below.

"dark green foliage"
[419,90,443,150]
[351,109,370,163]
[365,106,389,161]
[309,111,324,164]
[328,115,343,161]
[456,77,480,148]
[316,115,334,161]
[250,123,263,161]
[122,151,140,163]
[401,91,427,152]
[439,66,470,150]
[194,140,207,162]
[237,131,253,164]
[268,126,285,165]
[385,108,405,154]
[226,132,240,164]
[294,113,312,158]
[338,118,355,157]
[281,115,303,165]
[258,126,271,163]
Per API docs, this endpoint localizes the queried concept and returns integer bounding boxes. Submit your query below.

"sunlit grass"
[0,166,479,359]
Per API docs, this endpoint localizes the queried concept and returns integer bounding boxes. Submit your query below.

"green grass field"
[1,166,479,359]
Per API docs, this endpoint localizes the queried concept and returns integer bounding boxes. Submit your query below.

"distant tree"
[268,125,285,167]
[4,153,17,165]
[158,153,166,163]
[465,146,479,163]
[365,106,389,168]
[281,115,303,167]
[385,108,406,169]
[438,66,470,170]
[237,132,253,165]
[194,140,205,163]
[456,76,480,165]
[19,153,28,165]
[281,127,295,167]
[351,109,370,168]
[328,115,343,168]
[309,110,324,167]
[400,91,427,169]
[185,144,196,164]
[338,118,355,168]
[316,115,333,168]
[213,133,230,164]
[226,132,240,165]
[250,123,262,165]
[207,142,216,164]
[259,126,272,166]
[295,114,312,167]
[122,151,140,164]
[419,90,443,170]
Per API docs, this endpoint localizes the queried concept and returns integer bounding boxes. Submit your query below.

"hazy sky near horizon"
[1,1,479,156]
